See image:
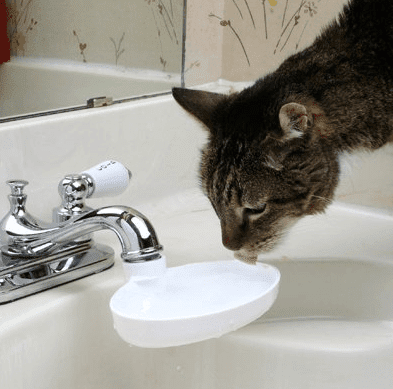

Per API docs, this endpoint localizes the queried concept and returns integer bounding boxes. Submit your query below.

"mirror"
[0,0,184,120]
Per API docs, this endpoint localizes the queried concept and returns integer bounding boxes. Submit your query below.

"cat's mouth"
[234,251,258,265]
[231,232,280,264]
[233,217,301,264]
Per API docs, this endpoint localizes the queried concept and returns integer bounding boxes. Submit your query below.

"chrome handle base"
[0,243,114,304]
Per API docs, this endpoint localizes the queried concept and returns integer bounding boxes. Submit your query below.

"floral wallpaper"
[184,0,347,84]
[5,0,347,86]
[7,0,38,56]
[6,0,183,75]
[211,0,320,65]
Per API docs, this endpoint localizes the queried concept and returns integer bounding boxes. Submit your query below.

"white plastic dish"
[110,257,280,348]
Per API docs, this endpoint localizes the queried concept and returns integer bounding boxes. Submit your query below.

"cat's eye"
[244,203,267,216]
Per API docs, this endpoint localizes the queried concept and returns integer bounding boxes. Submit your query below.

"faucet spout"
[1,206,163,262]
[54,206,163,262]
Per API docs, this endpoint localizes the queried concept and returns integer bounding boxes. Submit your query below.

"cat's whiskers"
[310,194,331,205]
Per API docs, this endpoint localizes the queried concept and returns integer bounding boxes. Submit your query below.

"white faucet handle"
[81,160,132,198]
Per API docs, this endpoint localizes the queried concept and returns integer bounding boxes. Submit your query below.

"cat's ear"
[172,87,228,130]
[278,103,311,141]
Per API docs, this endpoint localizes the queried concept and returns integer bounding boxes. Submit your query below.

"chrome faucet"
[0,161,163,304]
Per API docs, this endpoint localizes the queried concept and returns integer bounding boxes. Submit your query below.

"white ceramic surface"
[110,259,280,348]
[0,90,392,389]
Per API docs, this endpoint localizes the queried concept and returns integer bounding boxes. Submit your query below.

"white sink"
[0,93,392,388]
[1,189,393,389]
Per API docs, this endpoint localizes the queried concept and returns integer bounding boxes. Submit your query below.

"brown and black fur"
[172,0,393,263]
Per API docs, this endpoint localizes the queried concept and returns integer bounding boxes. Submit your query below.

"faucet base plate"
[0,244,114,304]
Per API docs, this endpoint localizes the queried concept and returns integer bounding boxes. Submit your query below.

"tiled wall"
[7,0,183,75]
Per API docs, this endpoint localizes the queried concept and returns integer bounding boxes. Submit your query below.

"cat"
[172,0,393,264]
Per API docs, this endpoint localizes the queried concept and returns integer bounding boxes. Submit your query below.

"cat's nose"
[222,233,243,251]
[221,219,245,251]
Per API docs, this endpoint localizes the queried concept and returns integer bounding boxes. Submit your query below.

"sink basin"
[1,190,393,389]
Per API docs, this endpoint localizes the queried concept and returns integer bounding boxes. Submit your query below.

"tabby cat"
[172,0,393,263]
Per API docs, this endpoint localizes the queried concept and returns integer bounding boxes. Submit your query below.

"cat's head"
[172,87,339,263]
